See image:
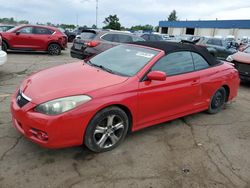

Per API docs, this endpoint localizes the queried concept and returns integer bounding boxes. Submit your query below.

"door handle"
[191,79,200,86]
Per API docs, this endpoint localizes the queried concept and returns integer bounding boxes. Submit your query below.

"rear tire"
[48,44,61,55]
[207,87,226,114]
[84,107,129,152]
[2,41,7,52]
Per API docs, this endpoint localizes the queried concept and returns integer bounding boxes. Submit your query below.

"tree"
[168,10,178,21]
[103,15,121,30]
[91,24,97,29]
[130,24,154,31]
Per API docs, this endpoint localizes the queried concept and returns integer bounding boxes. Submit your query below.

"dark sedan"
[70,29,144,60]
[196,37,237,60]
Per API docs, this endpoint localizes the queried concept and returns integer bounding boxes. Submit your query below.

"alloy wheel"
[93,114,125,149]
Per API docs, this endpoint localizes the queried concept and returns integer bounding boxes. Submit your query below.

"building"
[159,20,250,39]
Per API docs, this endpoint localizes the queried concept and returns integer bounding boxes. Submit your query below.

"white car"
[0,36,7,65]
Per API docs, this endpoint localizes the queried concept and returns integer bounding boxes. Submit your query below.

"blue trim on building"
[159,20,250,29]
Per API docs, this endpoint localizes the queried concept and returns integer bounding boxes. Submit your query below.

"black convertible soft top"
[131,41,220,66]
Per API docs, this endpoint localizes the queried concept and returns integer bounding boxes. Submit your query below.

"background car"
[70,29,145,59]
[65,27,87,42]
[140,33,165,41]
[227,46,250,81]
[0,35,7,65]
[0,25,68,55]
[0,25,15,32]
[196,37,237,60]
[11,41,239,152]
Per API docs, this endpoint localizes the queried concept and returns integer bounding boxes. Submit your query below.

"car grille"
[16,90,30,108]
[233,61,250,76]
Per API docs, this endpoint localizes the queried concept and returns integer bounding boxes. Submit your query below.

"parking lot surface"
[0,47,250,188]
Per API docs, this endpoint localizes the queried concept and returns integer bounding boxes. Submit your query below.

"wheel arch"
[2,39,9,48]
[47,41,62,50]
[222,84,230,102]
[87,103,134,135]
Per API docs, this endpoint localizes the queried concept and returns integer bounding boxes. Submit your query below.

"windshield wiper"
[86,60,114,74]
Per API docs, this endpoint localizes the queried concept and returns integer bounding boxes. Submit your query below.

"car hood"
[232,52,250,64]
[20,62,129,104]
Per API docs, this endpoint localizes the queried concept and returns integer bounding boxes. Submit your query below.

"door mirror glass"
[147,71,166,81]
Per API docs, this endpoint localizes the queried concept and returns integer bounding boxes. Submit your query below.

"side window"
[101,34,113,42]
[191,52,210,70]
[117,34,133,43]
[213,39,222,46]
[132,35,145,42]
[149,35,157,41]
[152,51,194,76]
[141,34,149,40]
[34,27,53,35]
[17,27,33,34]
[207,39,222,46]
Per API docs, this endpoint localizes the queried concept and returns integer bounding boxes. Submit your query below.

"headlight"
[34,95,92,115]
[226,55,233,62]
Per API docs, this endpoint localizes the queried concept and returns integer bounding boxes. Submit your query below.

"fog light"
[30,128,48,141]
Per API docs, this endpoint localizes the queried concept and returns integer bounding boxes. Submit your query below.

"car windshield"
[243,46,250,53]
[88,45,159,76]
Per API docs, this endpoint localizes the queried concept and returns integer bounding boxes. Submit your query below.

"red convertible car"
[11,41,240,152]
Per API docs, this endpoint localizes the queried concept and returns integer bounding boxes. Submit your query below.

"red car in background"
[10,41,239,152]
[0,25,67,55]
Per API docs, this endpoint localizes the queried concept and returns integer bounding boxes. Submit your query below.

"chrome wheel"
[93,115,125,149]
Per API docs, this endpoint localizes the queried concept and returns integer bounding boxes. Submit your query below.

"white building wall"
[236,29,250,39]
[172,28,183,35]
[214,29,233,37]
[196,28,213,37]
[159,27,250,39]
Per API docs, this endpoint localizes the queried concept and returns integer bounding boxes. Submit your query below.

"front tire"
[207,87,226,114]
[2,41,8,52]
[48,43,61,55]
[84,107,129,152]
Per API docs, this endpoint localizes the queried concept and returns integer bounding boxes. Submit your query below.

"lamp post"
[96,0,98,28]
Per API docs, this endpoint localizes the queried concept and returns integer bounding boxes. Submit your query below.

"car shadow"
[6,51,48,55]
[240,81,250,88]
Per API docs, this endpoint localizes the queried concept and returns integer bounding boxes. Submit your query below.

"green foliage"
[59,24,76,30]
[103,15,121,30]
[0,17,29,24]
[168,10,178,21]
[91,24,97,29]
[130,24,154,31]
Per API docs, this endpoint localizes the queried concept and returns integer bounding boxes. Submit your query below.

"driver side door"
[10,26,35,49]
[137,51,201,129]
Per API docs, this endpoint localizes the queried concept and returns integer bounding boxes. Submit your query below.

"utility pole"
[96,0,98,28]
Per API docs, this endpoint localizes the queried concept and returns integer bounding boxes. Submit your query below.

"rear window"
[101,34,113,42]
[80,32,96,40]
[207,39,222,46]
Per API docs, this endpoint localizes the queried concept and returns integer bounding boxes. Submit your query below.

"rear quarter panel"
[199,62,239,104]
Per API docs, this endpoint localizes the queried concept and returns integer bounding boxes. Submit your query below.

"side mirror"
[15,31,20,35]
[147,71,166,81]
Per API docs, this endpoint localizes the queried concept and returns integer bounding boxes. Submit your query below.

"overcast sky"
[1,0,250,27]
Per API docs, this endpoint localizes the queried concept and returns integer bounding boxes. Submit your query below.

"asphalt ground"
[0,46,250,188]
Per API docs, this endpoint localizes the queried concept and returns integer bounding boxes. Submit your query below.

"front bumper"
[0,50,7,66]
[10,94,93,149]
